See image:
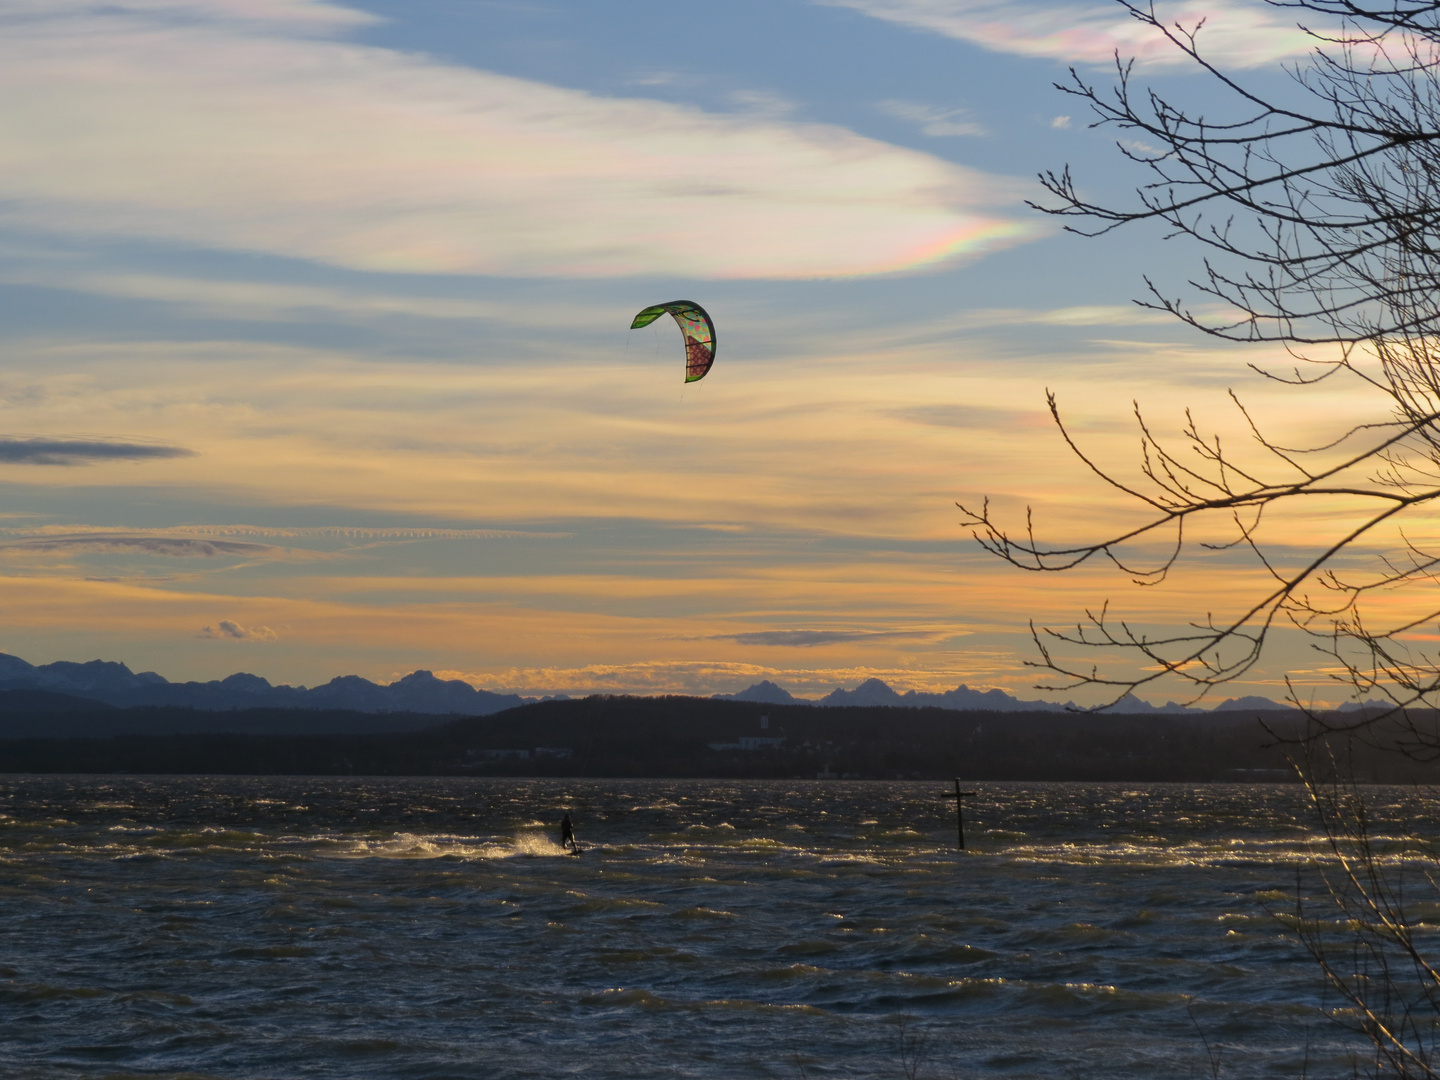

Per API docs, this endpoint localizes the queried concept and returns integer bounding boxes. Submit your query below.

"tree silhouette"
[964,0,1440,750]
[974,5,1440,1073]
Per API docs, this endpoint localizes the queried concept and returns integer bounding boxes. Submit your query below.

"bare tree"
[969,5,1440,1074]
[963,0,1440,740]
[1283,745,1440,1078]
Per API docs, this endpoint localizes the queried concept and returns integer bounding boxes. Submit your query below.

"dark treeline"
[0,690,447,736]
[0,693,1424,781]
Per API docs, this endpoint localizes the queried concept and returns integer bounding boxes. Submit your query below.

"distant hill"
[0,689,116,715]
[0,690,451,737]
[0,652,525,715]
[714,677,1291,714]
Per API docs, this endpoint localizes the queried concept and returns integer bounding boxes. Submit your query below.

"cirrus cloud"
[0,0,1040,279]
[824,0,1325,69]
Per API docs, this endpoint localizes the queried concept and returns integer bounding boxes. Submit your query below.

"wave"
[324,830,570,860]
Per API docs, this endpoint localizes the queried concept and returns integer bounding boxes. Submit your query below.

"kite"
[630,301,716,383]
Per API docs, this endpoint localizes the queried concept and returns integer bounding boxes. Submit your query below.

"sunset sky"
[0,0,1396,704]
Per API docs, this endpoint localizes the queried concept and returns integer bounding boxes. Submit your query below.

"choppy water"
[1,777,1422,1078]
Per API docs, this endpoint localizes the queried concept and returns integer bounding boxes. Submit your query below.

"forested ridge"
[0,693,1413,780]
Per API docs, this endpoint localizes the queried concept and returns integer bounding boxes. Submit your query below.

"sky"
[0,0,1399,704]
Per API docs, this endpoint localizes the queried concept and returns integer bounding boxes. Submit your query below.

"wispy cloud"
[0,534,272,557]
[0,524,569,542]
[199,618,277,641]
[824,0,1323,69]
[878,99,986,137]
[0,525,566,565]
[727,89,799,118]
[0,333,1314,539]
[6,270,1176,344]
[895,404,1053,430]
[712,628,950,646]
[0,558,1354,702]
[953,304,1177,328]
[0,438,194,465]
[0,0,1040,279]
[0,270,533,324]
[191,526,571,541]
[5,0,378,30]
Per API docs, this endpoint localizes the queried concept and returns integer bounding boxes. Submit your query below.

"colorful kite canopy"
[630,301,716,383]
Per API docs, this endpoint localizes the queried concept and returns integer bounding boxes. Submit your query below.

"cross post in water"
[942,779,976,849]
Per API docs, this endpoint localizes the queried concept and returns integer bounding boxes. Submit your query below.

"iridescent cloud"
[825,0,1324,68]
[0,0,1040,278]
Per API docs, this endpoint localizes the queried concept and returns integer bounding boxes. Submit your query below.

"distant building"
[533,747,573,759]
[468,748,530,760]
[737,735,785,750]
[709,714,786,752]
[708,735,786,752]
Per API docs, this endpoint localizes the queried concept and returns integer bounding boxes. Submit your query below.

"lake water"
[0,777,1409,1078]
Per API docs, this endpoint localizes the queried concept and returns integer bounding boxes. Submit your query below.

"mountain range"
[0,651,1293,717]
[0,652,529,715]
[714,677,1291,714]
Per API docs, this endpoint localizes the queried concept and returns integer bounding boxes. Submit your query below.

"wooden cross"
[942,779,977,849]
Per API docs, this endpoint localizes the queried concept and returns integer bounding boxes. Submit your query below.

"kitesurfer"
[560,812,576,853]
